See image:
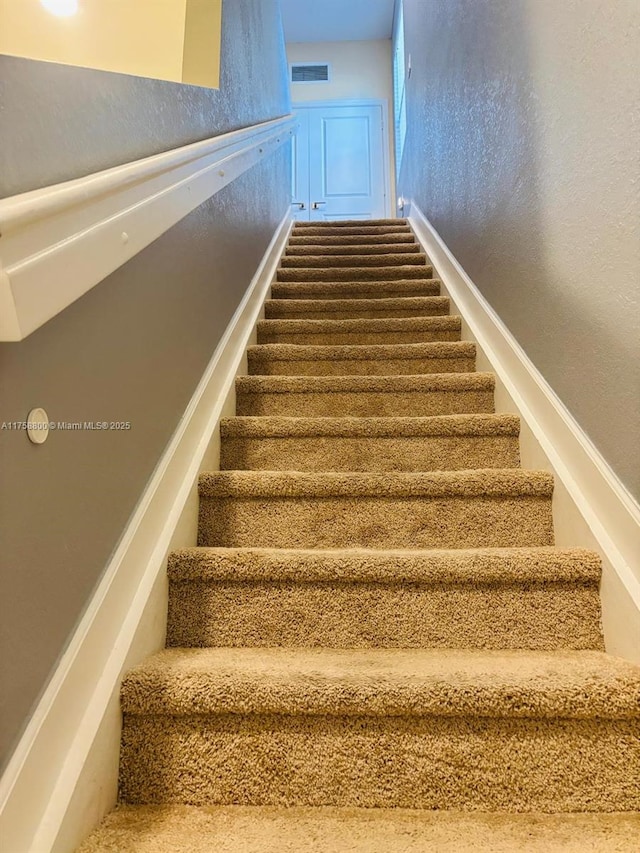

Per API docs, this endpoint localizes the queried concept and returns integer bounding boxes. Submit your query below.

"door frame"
[291,98,393,218]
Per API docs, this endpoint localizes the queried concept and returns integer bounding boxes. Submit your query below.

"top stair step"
[294,219,406,228]
[291,225,411,237]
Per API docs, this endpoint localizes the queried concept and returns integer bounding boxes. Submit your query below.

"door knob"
[311,201,326,210]
[292,202,306,210]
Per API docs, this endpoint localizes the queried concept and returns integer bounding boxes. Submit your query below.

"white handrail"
[0,114,296,340]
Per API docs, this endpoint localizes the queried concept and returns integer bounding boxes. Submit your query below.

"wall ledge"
[0,212,293,853]
[409,201,640,660]
[0,114,296,341]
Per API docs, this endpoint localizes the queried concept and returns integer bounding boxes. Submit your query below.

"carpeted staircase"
[79,219,640,851]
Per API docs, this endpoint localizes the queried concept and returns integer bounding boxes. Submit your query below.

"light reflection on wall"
[40,0,78,18]
[0,0,221,88]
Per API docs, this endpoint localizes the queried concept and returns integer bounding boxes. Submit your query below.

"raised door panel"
[305,105,386,221]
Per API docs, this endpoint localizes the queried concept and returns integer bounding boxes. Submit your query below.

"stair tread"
[78,805,640,853]
[168,545,601,583]
[265,295,449,316]
[277,265,434,279]
[247,341,475,362]
[121,647,640,718]
[221,413,518,437]
[280,253,428,267]
[259,316,461,332]
[289,233,416,243]
[279,264,431,274]
[271,279,441,296]
[290,227,412,237]
[237,372,494,393]
[198,469,553,498]
[286,243,421,255]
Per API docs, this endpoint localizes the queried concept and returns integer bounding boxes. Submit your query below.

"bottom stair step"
[119,648,640,810]
[166,546,604,650]
[78,805,640,852]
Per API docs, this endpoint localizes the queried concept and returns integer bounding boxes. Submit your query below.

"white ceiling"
[280,0,395,43]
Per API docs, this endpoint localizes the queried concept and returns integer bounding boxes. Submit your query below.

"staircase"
[79,219,640,851]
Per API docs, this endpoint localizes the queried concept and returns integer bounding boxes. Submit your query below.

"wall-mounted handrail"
[0,114,296,341]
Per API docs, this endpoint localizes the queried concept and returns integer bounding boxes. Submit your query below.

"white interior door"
[292,103,387,221]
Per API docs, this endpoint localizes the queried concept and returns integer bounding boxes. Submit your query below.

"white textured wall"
[286,40,396,200]
[398,0,640,498]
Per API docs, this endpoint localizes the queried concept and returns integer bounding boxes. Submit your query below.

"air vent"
[291,63,330,83]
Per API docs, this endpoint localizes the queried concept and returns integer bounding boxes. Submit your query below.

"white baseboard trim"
[0,115,295,341]
[409,201,640,661]
[0,212,293,853]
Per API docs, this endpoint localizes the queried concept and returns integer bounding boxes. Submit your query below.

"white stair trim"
[0,212,293,853]
[409,201,640,661]
[0,115,296,341]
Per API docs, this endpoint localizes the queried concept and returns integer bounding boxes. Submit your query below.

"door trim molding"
[0,115,296,341]
[292,99,392,218]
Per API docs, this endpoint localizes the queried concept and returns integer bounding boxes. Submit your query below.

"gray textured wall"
[0,0,290,768]
[397,0,640,499]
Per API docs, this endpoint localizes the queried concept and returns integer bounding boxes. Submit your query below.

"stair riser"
[236,388,494,418]
[286,245,421,256]
[270,282,441,299]
[198,495,554,549]
[167,581,603,650]
[281,256,428,270]
[265,302,449,321]
[220,435,519,472]
[257,329,461,345]
[247,356,476,377]
[288,233,416,245]
[277,267,433,282]
[120,715,639,811]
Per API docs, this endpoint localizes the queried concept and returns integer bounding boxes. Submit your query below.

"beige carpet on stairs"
[79,219,640,852]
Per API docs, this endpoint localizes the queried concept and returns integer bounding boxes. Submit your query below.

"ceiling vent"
[291,63,330,83]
